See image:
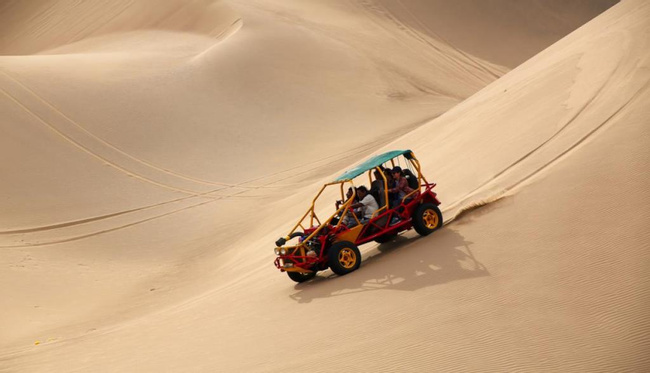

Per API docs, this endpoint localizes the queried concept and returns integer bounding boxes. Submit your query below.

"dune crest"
[0,0,241,55]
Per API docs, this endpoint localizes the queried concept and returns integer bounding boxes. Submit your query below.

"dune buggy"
[273,149,442,283]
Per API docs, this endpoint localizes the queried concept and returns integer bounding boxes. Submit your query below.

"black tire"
[374,232,397,244]
[287,270,317,283]
[412,203,443,236]
[327,241,362,276]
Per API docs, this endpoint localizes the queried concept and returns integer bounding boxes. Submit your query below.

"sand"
[2,0,648,371]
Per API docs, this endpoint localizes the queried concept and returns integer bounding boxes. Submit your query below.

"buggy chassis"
[273,150,442,282]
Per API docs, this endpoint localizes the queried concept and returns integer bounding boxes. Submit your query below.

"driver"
[335,187,357,226]
[335,187,355,210]
[347,186,378,226]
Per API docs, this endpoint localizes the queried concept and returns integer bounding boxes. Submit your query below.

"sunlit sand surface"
[2,0,648,371]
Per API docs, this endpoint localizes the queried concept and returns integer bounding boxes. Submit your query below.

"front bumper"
[274,255,317,273]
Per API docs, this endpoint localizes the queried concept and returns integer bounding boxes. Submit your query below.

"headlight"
[274,248,280,255]
[280,248,287,255]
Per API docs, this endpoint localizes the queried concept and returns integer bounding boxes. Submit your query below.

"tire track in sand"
[0,178,266,248]
[445,79,650,223]
[393,0,503,79]
[0,114,437,247]
[0,86,228,197]
[356,0,500,85]
[0,194,208,235]
[0,82,432,239]
[444,52,623,215]
[1,71,419,192]
[0,122,431,247]
[0,70,286,190]
[0,199,217,249]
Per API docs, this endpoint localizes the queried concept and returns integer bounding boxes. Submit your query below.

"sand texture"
[1,0,648,371]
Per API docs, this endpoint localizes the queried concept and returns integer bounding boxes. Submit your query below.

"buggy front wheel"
[327,241,361,276]
[287,270,317,283]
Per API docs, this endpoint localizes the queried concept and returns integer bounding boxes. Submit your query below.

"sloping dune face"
[0,0,504,232]
[377,0,619,67]
[4,0,648,372]
[0,0,242,55]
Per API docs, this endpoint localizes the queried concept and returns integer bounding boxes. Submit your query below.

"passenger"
[388,166,414,207]
[384,167,398,206]
[370,169,386,208]
[347,186,378,226]
[403,168,420,190]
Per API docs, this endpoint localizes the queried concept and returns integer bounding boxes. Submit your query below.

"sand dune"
[0,0,241,55]
[376,0,618,68]
[3,0,648,371]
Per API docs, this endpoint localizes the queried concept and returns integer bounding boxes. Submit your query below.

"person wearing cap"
[388,166,414,207]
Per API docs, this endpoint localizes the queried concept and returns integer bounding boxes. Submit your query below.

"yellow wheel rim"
[423,209,439,229]
[338,248,357,269]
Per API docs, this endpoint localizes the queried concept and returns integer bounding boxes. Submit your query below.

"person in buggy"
[345,186,378,227]
[388,166,415,207]
[334,187,357,226]
[333,186,379,227]
[370,168,389,208]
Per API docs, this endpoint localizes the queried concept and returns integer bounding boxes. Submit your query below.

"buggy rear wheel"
[327,241,361,276]
[413,203,442,236]
[287,270,317,283]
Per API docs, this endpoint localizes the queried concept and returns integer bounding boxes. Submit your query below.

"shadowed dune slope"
[1,0,646,372]
[378,0,619,67]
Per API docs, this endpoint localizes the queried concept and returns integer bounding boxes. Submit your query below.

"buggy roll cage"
[276,150,429,251]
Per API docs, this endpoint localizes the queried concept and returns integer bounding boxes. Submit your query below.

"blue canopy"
[333,149,412,182]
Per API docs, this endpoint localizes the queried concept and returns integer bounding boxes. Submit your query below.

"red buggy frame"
[273,150,442,283]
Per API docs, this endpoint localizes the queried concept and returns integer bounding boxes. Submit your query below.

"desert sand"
[1,0,648,371]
